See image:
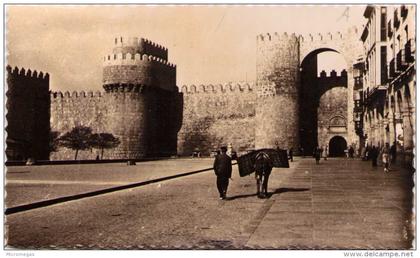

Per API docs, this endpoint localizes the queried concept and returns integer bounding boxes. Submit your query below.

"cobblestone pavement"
[5,158,414,249]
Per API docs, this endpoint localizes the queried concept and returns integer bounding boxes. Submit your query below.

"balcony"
[355,121,364,136]
[381,63,388,85]
[405,39,415,63]
[354,100,363,113]
[367,85,387,103]
[389,58,397,79]
[397,49,408,71]
[354,76,363,90]
[352,57,365,72]
[361,25,369,42]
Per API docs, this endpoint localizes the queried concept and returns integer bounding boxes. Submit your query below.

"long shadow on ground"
[227,187,310,200]
[265,187,310,198]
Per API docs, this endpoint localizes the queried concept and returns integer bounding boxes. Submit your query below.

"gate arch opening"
[329,136,347,157]
[299,48,348,155]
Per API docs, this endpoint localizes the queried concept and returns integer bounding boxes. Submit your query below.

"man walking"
[322,145,328,161]
[213,146,232,200]
[371,145,379,167]
[390,143,397,164]
[314,146,321,164]
[381,143,391,172]
[348,146,355,158]
[288,148,294,162]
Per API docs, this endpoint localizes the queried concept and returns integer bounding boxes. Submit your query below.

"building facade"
[357,4,415,167]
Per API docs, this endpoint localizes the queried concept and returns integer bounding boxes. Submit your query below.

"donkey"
[254,151,273,198]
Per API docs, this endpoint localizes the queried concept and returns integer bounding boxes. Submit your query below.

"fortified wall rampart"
[6,66,50,161]
[255,32,300,150]
[50,86,182,160]
[50,91,108,160]
[10,30,360,160]
[103,37,176,92]
[177,82,256,156]
[50,37,181,160]
[317,69,348,96]
[102,53,176,92]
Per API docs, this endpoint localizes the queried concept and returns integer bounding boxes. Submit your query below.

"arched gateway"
[255,27,363,153]
[329,136,348,157]
[177,28,364,157]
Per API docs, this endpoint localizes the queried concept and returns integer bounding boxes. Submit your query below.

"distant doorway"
[329,136,347,157]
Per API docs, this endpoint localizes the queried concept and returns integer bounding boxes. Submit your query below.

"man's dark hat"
[220,146,228,151]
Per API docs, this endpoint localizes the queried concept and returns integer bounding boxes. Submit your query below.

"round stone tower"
[255,32,300,150]
[102,37,180,159]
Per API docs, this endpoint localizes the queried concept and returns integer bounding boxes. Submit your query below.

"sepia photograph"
[2,2,417,255]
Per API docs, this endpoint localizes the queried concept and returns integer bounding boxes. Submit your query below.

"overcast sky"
[6,5,366,92]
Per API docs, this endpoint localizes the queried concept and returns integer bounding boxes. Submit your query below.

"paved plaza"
[5,158,414,249]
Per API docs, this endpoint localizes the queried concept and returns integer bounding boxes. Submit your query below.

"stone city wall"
[255,32,300,150]
[178,83,256,156]
[50,86,182,160]
[6,66,50,161]
[50,91,109,160]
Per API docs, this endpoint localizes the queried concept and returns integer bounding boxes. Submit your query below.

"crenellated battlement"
[50,90,103,99]
[141,38,168,52]
[298,31,344,43]
[257,32,299,43]
[180,82,255,94]
[257,30,350,45]
[318,69,348,78]
[103,35,176,92]
[111,36,168,61]
[7,65,49,81]
[103,84,148,93]
[6,65,51,161]
[113,37,168,52]
[103,53,176,68]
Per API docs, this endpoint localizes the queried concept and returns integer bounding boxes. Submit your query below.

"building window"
[401,5,408,19]
[388,20,393,38]
[394,9,400,29]
[380,7,387,41]
[380,46,387,85]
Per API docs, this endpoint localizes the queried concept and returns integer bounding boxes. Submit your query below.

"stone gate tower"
[255,33,301,150]
[102,37,182,159]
